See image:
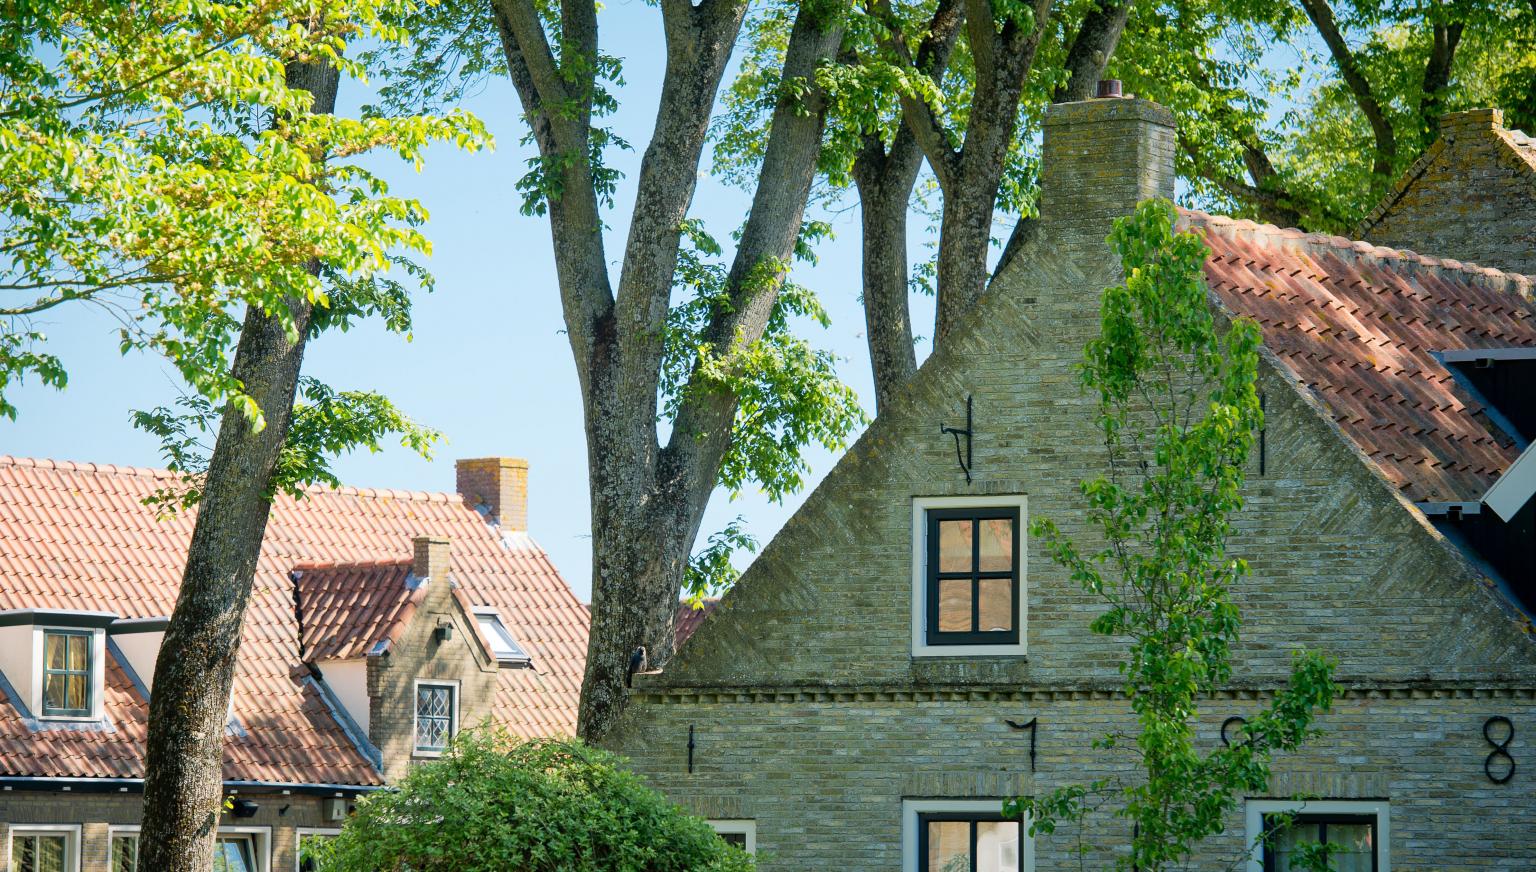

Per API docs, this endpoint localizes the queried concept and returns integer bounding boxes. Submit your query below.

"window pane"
[938,520,973,572]
[112,836,138,872]
[45,634,66,669]
[17,835,68,872]
[1271,822,1321,871]
[937,579,972,633]
[67,634,88,670]
[1327,823,1374,872]
[978,578,1013,632]
[67,674,87,710]
[927,821,970,872]
[212,837,255,872]
[719,832,748,849]
[978,519,1013,572]
[43,673,67,711]
[977,821,1020,872]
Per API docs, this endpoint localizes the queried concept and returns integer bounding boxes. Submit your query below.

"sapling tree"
[1012,199,1338,871]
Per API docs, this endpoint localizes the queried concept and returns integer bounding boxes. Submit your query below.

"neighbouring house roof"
[674,598,719,652]
[1184,209,1536,505]
[0,455,589,786]
[294,561,424,662]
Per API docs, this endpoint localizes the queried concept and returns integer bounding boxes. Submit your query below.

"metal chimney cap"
[1095,79,1123,99]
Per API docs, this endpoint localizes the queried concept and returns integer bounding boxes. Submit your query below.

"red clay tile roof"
[0,456,589,785]
[294,561,423,662]
[1184,209,1536,503]
[674,598,719,652]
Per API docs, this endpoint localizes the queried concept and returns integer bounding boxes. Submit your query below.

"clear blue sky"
[0,1,941,602]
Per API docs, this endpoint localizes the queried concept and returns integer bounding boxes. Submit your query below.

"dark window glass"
[111,835,138,872]
[719,831,748,849]
[1262,813,1378,872]
[926,508,1020,645]
[918,813,1020,872]
[415,684,455,752]
[211,835,257,872]
[14,833,68,872]
[41,630,92,717]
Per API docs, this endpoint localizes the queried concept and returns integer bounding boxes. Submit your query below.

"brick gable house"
[608,96,1536,870]
[0,456,588,872]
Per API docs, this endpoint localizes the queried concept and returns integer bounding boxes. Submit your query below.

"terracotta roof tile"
[1183,209,1536,503]
[0,456,589,786]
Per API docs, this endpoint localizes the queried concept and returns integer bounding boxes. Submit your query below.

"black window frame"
[925,506,1021,646]
[917,811,1023,872]
[41,628,93,718]
[1261,812,1379,872]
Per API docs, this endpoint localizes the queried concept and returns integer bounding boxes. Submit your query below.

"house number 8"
[1484,716,1515,784]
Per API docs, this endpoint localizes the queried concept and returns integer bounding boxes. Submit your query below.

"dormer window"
[41,629,93,717]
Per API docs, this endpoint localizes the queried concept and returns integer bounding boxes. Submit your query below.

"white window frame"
[7,824,82,872]
[911,495,1029,657]
[295,827,342,872]
[108,824,141,870]
[707,820,756,854]
[106,824,271,872]
[412,679,459,757]
[214,825,272,872]
[902,799,1032,872]
[1243,799,1390,872]
[33,625,106,721]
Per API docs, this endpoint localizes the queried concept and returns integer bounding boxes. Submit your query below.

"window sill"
[912,643,1027,658]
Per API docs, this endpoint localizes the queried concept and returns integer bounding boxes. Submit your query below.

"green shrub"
[321,730,754,872]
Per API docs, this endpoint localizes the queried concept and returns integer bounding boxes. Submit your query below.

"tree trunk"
[137,60,336,872]
[853,131,922,413]
[1419,20,1463,147]
[570,0,845,743]
[1053,0,1131,103]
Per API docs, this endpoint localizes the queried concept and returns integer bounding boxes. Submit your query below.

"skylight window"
[475,613,532,667]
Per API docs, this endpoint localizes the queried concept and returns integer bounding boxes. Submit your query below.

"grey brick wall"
[607,96,1536,870]
[1361,108,1536,276]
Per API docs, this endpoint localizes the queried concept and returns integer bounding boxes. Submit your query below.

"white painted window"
[902,800,1032,872]
[107,825,271,872]
[213,826,271,872]
[296,828,341,872]
[912,496,1029,657]
[707,820,756,854]
[413,680,459,756]
[8,825,80,872]
[108,826,139,872]
[1244,799,1389,872]
[32,625,107,721]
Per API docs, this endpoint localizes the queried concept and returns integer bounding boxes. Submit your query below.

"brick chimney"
[455,457,529,531]
[412,535,451,583]
[1440,107,1503,139]
[1038,84,1177,236]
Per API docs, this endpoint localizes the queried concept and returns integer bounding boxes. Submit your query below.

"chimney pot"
[1094,79,1123,99]
[455,457,529,531]
[412,536,451,583]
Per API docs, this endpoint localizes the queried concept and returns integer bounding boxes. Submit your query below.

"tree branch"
[1296,0,1397,177]
[869,0,964,187]
[660,0,846,514]
[1053,0,1132,102]
[1418,20,1463,145]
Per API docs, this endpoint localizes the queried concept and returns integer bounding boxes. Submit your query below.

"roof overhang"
[108,616,170,634]
[0,609,118,629]
[0,776,383,796]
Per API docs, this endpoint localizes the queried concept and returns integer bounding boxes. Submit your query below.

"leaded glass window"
[415,682,455,753]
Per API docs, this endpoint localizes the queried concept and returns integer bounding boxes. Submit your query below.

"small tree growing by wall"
[319,730,753,872]
[1012,200,1339,871]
